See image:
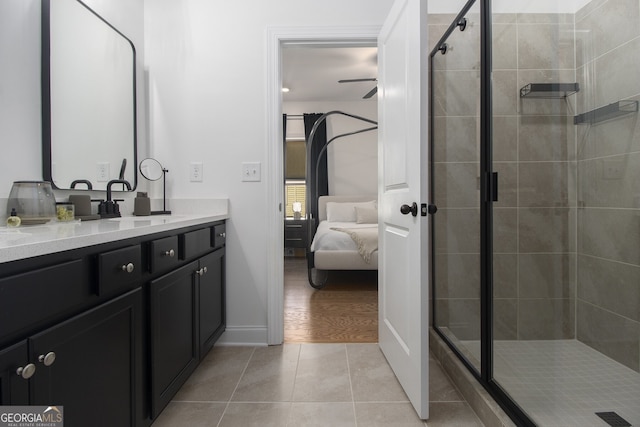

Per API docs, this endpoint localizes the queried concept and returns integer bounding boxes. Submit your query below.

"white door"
[377,0,429,419]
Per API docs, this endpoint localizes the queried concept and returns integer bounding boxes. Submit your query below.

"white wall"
[144,0,394,344]
[284,101,377,196]
[428,0,593,14]
[0,0,146,206]
[0,1,44,197]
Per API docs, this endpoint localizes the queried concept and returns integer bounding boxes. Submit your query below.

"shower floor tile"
[460,339,640,427]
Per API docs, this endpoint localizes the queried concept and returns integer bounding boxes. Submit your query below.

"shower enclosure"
[430,0,640,425]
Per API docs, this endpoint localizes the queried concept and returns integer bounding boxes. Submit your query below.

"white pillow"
[355,206,378,224]
[326,201,376,222]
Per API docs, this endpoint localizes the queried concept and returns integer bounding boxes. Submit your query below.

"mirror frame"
[41,0,138,191]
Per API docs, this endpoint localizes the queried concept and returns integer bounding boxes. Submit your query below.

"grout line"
[344,344,359,427]
[216,346,257,427]
[285,343,302,427]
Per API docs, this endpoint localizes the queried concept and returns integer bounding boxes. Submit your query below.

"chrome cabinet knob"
[121,263,135,273]
[164,249,175,257]
[217,232,226,238]
[38,352,56,367]
[196,267,208,276]
[16,363,36,379]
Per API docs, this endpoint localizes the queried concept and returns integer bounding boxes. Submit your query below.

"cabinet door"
[198,248,225,358]
[149,261,198,419]
[29,288,143,427]
[0,341,30,405]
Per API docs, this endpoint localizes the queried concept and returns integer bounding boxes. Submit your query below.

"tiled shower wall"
[574,0,640,372]
[433,2,639,371]
[431,12,578,342]
[494,12,578,342]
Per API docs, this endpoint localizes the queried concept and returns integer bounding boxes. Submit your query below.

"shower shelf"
[573,100,639,125]
[520,83,580,98]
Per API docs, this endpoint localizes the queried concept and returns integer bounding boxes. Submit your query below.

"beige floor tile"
[232,344,300,402]
[160,343,485,426]
[428,358,463,402]
[289,402,356,426]
[426,402,484,426]
[292,344,352,401]
[173,346,254,402]
[355,402,427,426]
[151,401,226,427]
[218,402,291,427]
[347,343,409,402]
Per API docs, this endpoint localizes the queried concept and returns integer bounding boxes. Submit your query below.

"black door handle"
[400,202,418,217]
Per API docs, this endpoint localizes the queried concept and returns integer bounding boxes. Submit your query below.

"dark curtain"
[282,114,287,186]
[303,113,328,221]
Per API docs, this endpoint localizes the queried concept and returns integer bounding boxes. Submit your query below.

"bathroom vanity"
[0,214,227,427]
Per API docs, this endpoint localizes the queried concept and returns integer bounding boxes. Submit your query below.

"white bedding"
[311,221,378,252]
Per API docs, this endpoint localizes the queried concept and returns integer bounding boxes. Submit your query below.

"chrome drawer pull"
[38,352,56,367]
[121,263,135,273]
[16,363,36,379]
[164,249,175,257]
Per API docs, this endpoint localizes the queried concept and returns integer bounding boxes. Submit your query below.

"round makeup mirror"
[139,158,164,181]
[138,158,171,215]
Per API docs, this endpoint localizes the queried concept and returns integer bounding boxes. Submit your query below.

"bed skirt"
[313,250,378,270]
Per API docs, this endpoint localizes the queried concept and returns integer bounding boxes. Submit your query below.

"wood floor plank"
[284,257,378,343]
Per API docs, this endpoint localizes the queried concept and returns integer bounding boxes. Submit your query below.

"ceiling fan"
[338,78,378,99]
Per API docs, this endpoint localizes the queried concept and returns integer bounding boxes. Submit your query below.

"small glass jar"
[56,203,75,222]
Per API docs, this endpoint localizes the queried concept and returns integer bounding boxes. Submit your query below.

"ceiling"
[281,45,378,103]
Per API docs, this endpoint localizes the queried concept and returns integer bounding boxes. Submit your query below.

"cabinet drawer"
[284,221,307,248]
[212,224,226,249]
[180,228,211,260]
[149,236,180,274]
[98,245,141,295]
[0,259,86,341]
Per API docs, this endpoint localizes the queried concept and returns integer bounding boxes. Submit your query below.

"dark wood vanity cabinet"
[198,248,225,358]
[30,289,143,427]
[0,219,226,427]
[149,226,226,418]
[0,341,30,405]
[149,261,199,418]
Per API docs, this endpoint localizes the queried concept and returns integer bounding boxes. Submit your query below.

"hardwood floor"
[284,257,378,343]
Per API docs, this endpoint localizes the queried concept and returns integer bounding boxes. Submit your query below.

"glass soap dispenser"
[6,208,21,227]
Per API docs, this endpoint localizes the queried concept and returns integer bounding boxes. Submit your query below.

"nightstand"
[284,219,307,248]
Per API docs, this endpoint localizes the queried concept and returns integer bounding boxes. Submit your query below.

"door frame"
[265,26,381,345]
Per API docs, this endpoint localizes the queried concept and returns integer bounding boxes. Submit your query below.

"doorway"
[281,44,380,343]
[265,27,381,345]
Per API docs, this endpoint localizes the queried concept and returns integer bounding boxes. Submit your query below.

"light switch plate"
[241,162,261,182]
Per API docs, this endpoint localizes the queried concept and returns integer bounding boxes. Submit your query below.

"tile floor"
[462,339,640,427]
[152,343,484,426]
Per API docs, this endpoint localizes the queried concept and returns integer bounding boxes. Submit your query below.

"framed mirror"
[41,0,137,191]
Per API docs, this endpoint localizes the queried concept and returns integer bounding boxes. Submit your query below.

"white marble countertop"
[0,213,228,264]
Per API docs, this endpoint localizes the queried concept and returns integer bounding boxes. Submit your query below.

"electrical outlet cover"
[190,162,203,182]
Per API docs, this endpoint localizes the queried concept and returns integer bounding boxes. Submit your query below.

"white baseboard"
[216,325,269,346]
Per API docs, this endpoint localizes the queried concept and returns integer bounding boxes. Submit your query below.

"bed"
[303,111,379,289]
[306,195,378,288]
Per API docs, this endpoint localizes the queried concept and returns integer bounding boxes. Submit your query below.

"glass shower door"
[431,4,482,372]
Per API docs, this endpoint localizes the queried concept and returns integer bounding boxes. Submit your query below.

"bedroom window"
[285,139,306,218]
[285,183,306,218]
